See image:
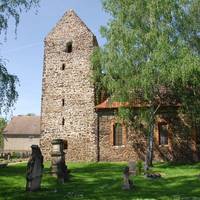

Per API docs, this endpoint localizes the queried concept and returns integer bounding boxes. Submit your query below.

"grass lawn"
[0,162,200,200]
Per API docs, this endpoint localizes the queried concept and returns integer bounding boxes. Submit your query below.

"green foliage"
[0,0,40,37]
[26,113,36,116]
[0,60,19,114]
[0,162,200,199]
[0,0,40,115]
[0,117,6,148]
[92,0,200,117]
[12,152,21,159]
[92,0,200,167]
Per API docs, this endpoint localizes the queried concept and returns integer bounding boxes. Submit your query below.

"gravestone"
[128,161,136,175]
[26,145,44,192]
[122,166,133,190]
[7,153,11,161]
[51,139,68,183]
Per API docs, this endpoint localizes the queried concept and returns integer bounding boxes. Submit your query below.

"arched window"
[113,123,123,146]
[158,122,168,145]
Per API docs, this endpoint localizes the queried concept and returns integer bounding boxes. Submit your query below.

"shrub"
[12,152,21,159]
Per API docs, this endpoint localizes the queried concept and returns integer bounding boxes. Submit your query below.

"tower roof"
[45,9,95,41]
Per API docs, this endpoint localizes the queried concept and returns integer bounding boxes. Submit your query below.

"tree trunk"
[144,109,155,171]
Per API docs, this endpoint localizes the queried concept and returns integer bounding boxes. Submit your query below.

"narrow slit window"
[65,42,72,53]
[62,118,65,126]
[158,123,168,145]
[62,99,65,107]
[62,64,65,70]
[113,123,123,146]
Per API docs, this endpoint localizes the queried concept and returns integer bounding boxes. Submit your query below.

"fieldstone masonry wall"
[40,9,199,163]
[98,110,147,162]
[40,10,98,161]
[98,108,199,162]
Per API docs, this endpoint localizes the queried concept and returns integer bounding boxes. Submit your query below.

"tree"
[0,0,40,114]
[0,118,6,149]
[92,0,200,169]
[26,113,36,116]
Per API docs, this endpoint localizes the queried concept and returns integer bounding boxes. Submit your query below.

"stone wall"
[40,10,98,161]
[97,108,200,162]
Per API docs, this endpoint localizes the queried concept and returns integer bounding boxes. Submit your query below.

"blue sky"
[0,0,109,117]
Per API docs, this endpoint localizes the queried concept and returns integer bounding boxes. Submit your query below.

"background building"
[3,115,40,152]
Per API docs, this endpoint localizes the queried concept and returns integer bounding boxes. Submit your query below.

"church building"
[40,10,200,162]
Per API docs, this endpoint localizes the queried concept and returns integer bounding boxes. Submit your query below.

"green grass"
[0,162,200,200]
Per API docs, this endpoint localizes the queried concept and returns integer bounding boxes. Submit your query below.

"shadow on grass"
[156,161,200,169]
[0,162,200,200]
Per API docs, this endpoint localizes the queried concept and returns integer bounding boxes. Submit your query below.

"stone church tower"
[40,10,98,161]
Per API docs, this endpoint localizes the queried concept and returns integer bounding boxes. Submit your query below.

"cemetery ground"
[0,162,200,200]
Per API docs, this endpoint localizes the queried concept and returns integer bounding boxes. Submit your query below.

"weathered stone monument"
[51,139,68,183]
[26,145,43,192]
[122,166,133,190]
[7,153,11,161]
[128,161,136,175]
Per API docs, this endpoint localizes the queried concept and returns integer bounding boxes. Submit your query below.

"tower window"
[62,99,65,107]
[65,42,72,53]
[62,64,65,70]
[113,123,123,146]
[158,123,168,145]
[62,118,65,126]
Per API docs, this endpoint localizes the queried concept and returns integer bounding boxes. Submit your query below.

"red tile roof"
[95,99,148,109]
[95,99,181,110]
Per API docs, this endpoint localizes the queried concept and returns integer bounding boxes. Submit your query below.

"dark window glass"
[65,42,72,53]
[113,123,123,146]
[158,123,168,145]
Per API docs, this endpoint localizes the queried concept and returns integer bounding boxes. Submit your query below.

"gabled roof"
[3,116,40,135]
[46,9,95,40]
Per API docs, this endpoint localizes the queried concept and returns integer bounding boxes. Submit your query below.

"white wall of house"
[3,135,40,151]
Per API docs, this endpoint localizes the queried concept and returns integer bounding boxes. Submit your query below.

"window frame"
[111,121,126,147]
[113,123,123,146]
[158,122,169,146]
